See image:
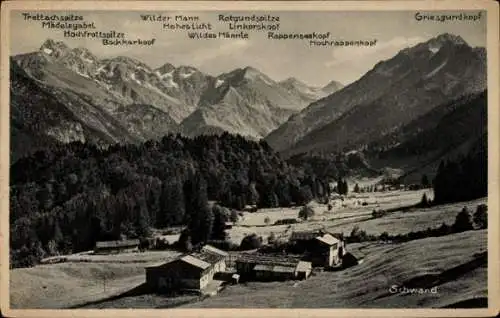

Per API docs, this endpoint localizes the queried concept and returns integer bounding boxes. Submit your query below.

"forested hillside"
[432,133,487,205]
[9,133,329,268]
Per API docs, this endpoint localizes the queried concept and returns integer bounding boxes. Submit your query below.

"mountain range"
[265,33,486,157]
[11,33,487,181]
[11,39,342,160]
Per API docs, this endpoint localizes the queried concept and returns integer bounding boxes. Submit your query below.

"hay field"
[227,190,485,245]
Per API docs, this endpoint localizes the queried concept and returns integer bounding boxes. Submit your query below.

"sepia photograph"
[1,1,498,317]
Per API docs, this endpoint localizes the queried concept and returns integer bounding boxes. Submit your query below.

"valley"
[7,29,490,312]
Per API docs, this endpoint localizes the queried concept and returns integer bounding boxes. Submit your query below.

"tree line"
[10,132,330,268]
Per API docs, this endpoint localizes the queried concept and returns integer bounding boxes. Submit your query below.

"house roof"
[191,250,224,265]
[202,245,229,257]
[180,255,211,270]
[95,239,140,249]
[296,261,312,272]
[315,234,340,246]
[254,264,296,273]
[148,247,224,271]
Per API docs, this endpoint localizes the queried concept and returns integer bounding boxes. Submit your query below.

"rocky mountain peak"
[281,77,305,85]
[242,66,263,77]
[155,62,176,75]
[39,39,70,58]
[322,80,344,94]
[433,33,467,46]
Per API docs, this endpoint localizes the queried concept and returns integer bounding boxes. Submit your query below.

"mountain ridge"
[12,38,341,157]
[266,33,486,156]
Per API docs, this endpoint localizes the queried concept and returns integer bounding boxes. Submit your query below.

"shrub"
[348,225,369,242]
[230,210,239,223]
[452,207,474,233]
[437,222,451,236]
[240,233,263,250]
[473,204,487,229]
[267,232,276,244]
[298,205,315,220]
[155,238,170,250]
[264,216,271,225]
[371,209,387,218]
[379,232,390,241]
[273,219,297,225]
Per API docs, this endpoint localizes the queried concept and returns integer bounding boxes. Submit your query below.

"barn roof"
[315,234,340,246]
[235,253,300,267]
[180,255,211,270]
[202,245,229,257]
[254,264,296,273]
[95,239,140,249]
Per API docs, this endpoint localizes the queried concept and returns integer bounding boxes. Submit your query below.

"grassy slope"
[181,230,487,308]
[9,251,180,309]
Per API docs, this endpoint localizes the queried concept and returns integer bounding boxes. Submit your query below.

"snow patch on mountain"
[43,48,53,55]
[75,70,90,79]
[215,79,225,88]
[163,77,179,88]
[180,70,195,78]
[424,59,448,79]
[130,72,142,85]
[429,46,440,54]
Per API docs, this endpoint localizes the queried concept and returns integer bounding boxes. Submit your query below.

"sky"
[10,10,486,86]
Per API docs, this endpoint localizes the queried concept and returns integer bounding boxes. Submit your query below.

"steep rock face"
[10,61,116,160]
[265,33,486,154]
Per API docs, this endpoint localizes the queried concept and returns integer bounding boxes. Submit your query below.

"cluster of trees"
[433,136,487,205]
[348,204,487,244]
[353,183,396,193]
[10,133,329,268]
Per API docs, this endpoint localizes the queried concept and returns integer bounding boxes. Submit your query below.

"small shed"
[295,261,312,279]
[94,239,140,254]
